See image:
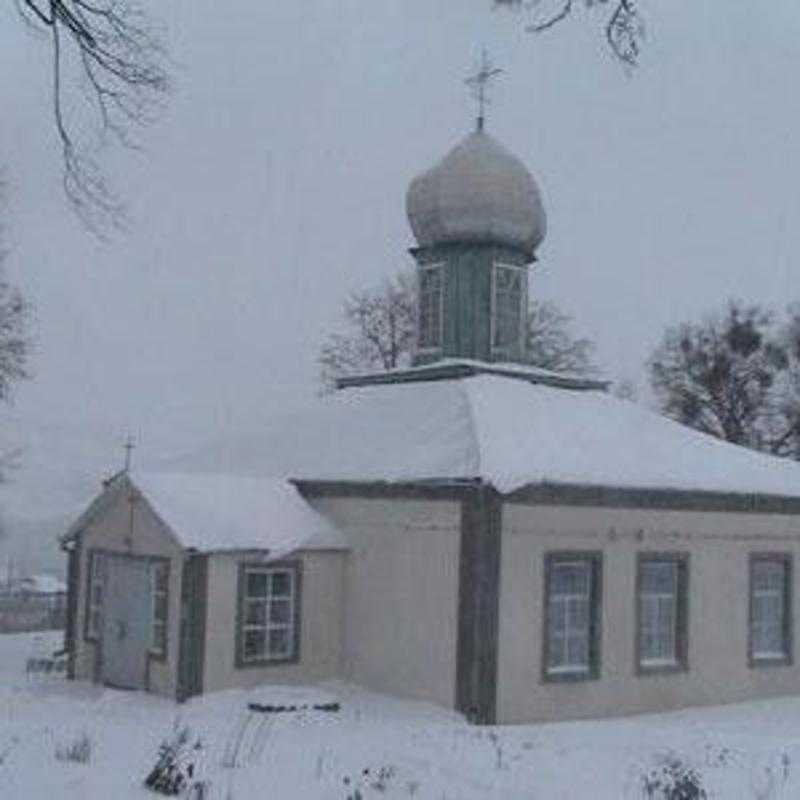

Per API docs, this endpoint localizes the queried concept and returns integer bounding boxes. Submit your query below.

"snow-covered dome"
[406,129,546,255]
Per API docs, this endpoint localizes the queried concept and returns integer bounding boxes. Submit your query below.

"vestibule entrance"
[100,554,153,690]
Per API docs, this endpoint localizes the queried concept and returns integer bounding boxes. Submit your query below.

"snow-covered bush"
[640,752,707,800]
[55,732,92,764]
[144,724,206,797]
[342,765,397,798]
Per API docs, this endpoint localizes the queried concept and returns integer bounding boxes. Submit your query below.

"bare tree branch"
[495,0,645,67]
[606,0,642,66]
[16,0,169,235]
[526,0,573,33]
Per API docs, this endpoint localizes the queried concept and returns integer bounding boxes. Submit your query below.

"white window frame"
[150,561,169,657]
[750,555,791,665]
[417,263,444,353]
[638,557,684,670]
[490,262,526,358]
[240,564,298,665]
[85,551,106,640]
[544,554,600,680]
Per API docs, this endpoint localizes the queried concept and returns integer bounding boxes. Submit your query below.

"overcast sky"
[2,0,800,562]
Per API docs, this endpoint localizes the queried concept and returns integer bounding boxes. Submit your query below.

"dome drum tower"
[410,240,531,365]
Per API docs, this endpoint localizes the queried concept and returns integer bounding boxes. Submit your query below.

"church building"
[61,116,800,725]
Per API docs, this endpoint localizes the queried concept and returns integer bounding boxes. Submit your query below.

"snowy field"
[2,633,800,798]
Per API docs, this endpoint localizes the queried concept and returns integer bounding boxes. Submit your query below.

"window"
[543,553,602,680]
[151,561,169,657]
[750,554,792,665]
[85,551,106,640]
[238,563,300,666]
[491,264,525,354]
[637,554,688,672]
[418,264,443,350]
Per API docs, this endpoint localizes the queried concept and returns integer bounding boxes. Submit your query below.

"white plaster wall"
[310,497,462,709]
[497,503,800,724]
[72,484,184,698]
[202,550,346,693]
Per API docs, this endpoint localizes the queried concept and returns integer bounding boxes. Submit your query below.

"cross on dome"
[464,50,503,131]
[123,434,135,473]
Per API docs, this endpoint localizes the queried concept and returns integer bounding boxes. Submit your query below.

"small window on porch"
[237,562,301,667]
[85,551,107,641]
[150,561,169,657]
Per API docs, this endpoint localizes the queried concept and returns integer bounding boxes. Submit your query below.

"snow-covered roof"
[168,374,800,500]
[62,472,348,555]
[132,473,347,554]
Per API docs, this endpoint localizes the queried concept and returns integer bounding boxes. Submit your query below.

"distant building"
[61,119,800,724]
[0,572,67,632]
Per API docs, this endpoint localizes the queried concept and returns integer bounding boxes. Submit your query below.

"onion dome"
[406,129,546,256]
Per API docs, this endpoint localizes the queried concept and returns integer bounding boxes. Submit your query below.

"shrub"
[342,765,398,798]
[641,752,707,800]
[144,724,206,796]
[55,732,92,764]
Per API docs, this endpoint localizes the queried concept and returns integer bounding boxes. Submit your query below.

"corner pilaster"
[455,483,502,724]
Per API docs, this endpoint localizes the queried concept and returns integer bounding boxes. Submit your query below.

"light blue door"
[101,555,152,689]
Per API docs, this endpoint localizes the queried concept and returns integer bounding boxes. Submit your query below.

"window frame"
[490,262,527,359]
[149,558,170,661]
[235,560,302,669]
[416,263,445,354]
[542,551,603,683]
[635,552,689,676]
[749,553,793,668]
[83,549,107,642]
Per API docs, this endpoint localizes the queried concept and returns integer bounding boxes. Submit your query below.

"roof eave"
[506,481,800,516]
[335,360,609,392]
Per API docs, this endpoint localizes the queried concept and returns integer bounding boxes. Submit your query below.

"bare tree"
[526,299,596,375]
[319,272,416,391]
[494,0,644,66]
[0,184,32,480]
[649,302,799,454]
[319,269,597,390]
[0,186,31,405]
[14,0,169,234]
[0,271,31,405]
[763,305,800,460]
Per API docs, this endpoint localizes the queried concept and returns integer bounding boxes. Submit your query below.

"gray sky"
[2,0,800,560]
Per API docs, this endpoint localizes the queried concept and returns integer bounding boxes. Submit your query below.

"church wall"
[497,502,800,724]
[308,496,462,709]
[201,549,346,693]
[71,485,185,699]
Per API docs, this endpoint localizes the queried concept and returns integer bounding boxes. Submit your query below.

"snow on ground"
[2,632,800,798]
